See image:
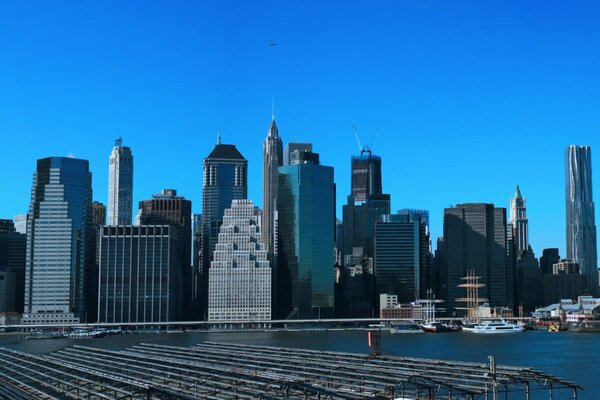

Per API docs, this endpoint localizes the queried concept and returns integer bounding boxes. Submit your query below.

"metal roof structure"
[0,341,581,399]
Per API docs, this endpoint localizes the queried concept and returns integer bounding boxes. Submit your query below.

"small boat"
[420,321,460,333]
[462,319,525,334]
[390,322,424,334]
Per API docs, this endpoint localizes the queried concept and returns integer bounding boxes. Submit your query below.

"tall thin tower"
[108,138,133,225]
[565,145,598,293]
[509,185,529,256]
[262,113,283,261]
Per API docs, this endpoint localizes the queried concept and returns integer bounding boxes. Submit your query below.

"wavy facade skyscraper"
[565,145,598,293]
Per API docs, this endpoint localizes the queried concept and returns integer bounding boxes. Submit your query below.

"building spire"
[268,100,279,138]
[515,184,522,200]
[272,97,275,121]
[217,129,221,145]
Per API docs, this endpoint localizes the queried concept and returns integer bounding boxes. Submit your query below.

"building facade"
[442,203,513,314]
[374,212,431,305]
[277,149,335,319]
[199,137,248,318]
[98,225,181,323]
[283,142,312,166]
[509,185,529,257]
[540,248,560,275]
[108,138,134,225]
[208,200,271,322]
[565,145,598,293]
[23,157,94,324]
[351,150,382,203]
[0,220,26,313]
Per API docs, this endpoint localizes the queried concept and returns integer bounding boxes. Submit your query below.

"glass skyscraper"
[351,150,382,203]
[108,137,134,225]
[277,149,335,319]
[565,145,598,293]
[23,157,94,324]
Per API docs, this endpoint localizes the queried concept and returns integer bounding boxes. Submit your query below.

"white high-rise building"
[509,185,529,257]
[208,200,271,322]
[108,138,133,225]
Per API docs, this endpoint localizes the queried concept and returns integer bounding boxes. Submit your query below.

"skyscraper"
[278,148,335,319]
[0,220,26,313]
[199,135,247,318]
[98,225,182,323]
[108,138,133,225]
[374,212,431,305]
[262,115,283,264]
[540,248,560,275]
[509,185,529,257]
[283,142,312,166]
[208,200,271,322]
[565,145,598,293]
[351,150,382,203]
[23,157,94,324]
[442,203,513,314]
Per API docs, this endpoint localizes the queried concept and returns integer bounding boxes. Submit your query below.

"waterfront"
[1,329,598,399]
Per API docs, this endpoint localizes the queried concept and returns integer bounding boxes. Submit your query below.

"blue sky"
[1,1,599,256]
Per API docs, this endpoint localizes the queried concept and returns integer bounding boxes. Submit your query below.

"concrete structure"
[565,145,598,293]
[108,138,134,225]
[23,157,94,324]
[283,142,312,166]
[278,149,335,319]
[208,200,271,322]
[199,136,247,318]
[351,150,382,203]
[553,259,581,275]
[509,185,529,257]
[441,203,513,313]
[98,225,182,323]
[375,212,431,304]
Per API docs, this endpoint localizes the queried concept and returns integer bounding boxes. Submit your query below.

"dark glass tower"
[199,135,247,318]
[0,220,26,313]
[565,145,598,293]
[23,157,94,324]
[277,149,335,319]
[351,150,382,203]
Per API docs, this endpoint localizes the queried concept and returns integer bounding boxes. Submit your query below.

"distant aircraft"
[269,42,278,47]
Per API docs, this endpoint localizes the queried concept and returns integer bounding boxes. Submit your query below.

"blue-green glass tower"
[277,149,335,319]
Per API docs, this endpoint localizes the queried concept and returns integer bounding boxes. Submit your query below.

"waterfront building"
[277,148,334,319]
[515,249,543,315]
[542,260,588,305]
[0,220,26,313]
[23,157,94,324]
[283,142,312,166]
[509,185,529,257]
[565,145,598,293]
[12,214,27,235]
[374,212,431,304]
[199,135,247,318]
[98,225,182,323]
[351,150,382,203]
[108,138,134,225]
[441,203,513,313]
[208,200,271,322]
[342,247,376,317]
[540,248,560,275]
[138,189,192,318]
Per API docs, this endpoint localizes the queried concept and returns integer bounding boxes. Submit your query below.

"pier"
[0,341,579,399]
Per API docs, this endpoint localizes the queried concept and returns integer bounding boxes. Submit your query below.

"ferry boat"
[462,319,525,334]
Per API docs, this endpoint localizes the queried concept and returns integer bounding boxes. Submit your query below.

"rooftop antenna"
[217,129,221,145]
[272,97,275,121]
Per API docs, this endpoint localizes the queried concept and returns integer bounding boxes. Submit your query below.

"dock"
[0,341,580,399]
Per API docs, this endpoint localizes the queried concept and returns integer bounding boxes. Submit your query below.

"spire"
[272,97,275,122]
[217,129,221,145]
[514,184,522,200]
[267,100,279,138]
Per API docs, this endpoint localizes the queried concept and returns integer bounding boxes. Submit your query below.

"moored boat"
[462,319,525,334]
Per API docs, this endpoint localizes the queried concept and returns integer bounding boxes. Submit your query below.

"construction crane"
[352,125,380,155]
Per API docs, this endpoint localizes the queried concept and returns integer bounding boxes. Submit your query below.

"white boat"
[462,319,525,334]
[390,321,424,334]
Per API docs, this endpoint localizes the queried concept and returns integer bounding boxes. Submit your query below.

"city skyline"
[2,2,600,257]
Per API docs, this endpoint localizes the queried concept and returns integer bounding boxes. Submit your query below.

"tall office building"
[278,149,335,319]
[283,143,312,166]
[108,138,134,225]
[199,136,247,318]
[509,185,529,257]
[13,214,27,235]
[374,212,431,304]
[98,225,181,323]
[540,248,560,275]
[442,203,513,314]
[351,150,382,203]
[208,200,271,322]
[565,145,598,293]
[262,116,283,262]
[0,220,26,313]
[138,189,192,318]
[23,157,94,324]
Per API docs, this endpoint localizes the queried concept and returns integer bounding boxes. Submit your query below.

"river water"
[1,329,598,399]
